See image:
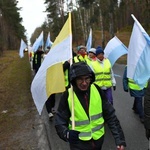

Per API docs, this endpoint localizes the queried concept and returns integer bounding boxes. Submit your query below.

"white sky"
[17,0,47,41]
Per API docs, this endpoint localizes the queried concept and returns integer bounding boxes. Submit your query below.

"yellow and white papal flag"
[31,13,72,115]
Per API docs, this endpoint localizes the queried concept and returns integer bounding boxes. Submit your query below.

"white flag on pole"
[31,13,72,115]
[104,36,128,66]
[127,14,150,88]
[19,39,27,58]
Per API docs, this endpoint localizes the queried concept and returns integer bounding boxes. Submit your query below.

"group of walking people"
[55,45,126,150]
[32,44,150,150]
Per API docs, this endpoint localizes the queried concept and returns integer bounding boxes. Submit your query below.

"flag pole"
[70,84,75,129]
[68,12,75,130]
[70,56,75,129]
[131,14,146,32]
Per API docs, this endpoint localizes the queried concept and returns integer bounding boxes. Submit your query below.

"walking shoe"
[48,113,54,119]
[140,118,144,123]
[132,107,138,114]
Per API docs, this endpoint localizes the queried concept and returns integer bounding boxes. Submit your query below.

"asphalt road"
[46,64,148,150]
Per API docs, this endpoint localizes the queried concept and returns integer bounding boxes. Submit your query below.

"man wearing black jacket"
[55,62,126,150]
[32,46,44,74]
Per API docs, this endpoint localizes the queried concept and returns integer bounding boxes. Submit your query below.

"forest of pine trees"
[0,0,26,55]
[0,0,149,55]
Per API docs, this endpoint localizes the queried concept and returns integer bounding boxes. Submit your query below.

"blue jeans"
[134,97,144,118]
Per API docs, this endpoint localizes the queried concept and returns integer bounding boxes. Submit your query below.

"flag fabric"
[127,14,150,88]
[32,31,43,52]
[31,13,72,115]
[86,28,92,52]
[104,36,128,66]
[19,39,27,58]
[45,32,53,50]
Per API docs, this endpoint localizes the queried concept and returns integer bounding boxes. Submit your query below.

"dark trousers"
[69,136,104,150]
[102,88,113,105]
[134,97,144,118]
[46,94,55,114]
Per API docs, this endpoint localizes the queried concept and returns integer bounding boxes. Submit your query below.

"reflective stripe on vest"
[68,84,105,141]
[74,55,88,63]
[91,59,112,87]
[64,69,69,87]
[35,54,38,64]
[128,78,147,90]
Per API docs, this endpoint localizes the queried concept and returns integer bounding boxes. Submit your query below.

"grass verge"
[0,50,38,149]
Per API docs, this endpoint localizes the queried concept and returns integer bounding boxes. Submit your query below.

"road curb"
[36,106,52,150]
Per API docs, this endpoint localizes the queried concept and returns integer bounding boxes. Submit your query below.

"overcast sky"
[17,0,47,41]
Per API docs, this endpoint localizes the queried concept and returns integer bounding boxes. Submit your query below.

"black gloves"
[146,129,150,140]
[113,86,116,91]
[66,130,80,144]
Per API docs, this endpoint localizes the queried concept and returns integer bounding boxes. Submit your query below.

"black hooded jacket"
[55,83,126,149]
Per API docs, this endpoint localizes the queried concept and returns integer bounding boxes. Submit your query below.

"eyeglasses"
[76,76,91,84]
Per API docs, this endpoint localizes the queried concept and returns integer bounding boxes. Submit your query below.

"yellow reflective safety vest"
[91,59,112,87]
[128,78,147,90]
[67,84,105,141]
[74,55,88,63]
[86,57,93,66]
[64,69,69,88]
[35,53,38,64]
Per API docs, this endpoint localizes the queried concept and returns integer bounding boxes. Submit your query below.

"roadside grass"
[0,50,38,149]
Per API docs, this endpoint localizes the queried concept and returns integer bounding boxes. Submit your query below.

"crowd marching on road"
[30,43,150,150]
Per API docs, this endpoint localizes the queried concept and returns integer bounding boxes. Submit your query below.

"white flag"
[19,39,27,58]
[32,31,43,52]
[127,14,150,88]
[86,28,92,52]
[104,36,128,66]
[45,32,53,49]
[31,13,72,115]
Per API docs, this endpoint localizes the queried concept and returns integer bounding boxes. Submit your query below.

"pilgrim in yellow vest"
[67,84,105,141]
[91,59,112,87]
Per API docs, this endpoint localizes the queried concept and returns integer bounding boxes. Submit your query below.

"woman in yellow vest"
[55,62,126,150]
[90,46,116,105]
[73,45,88,63]
[86,48,97,66]
[123,66,147,123]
